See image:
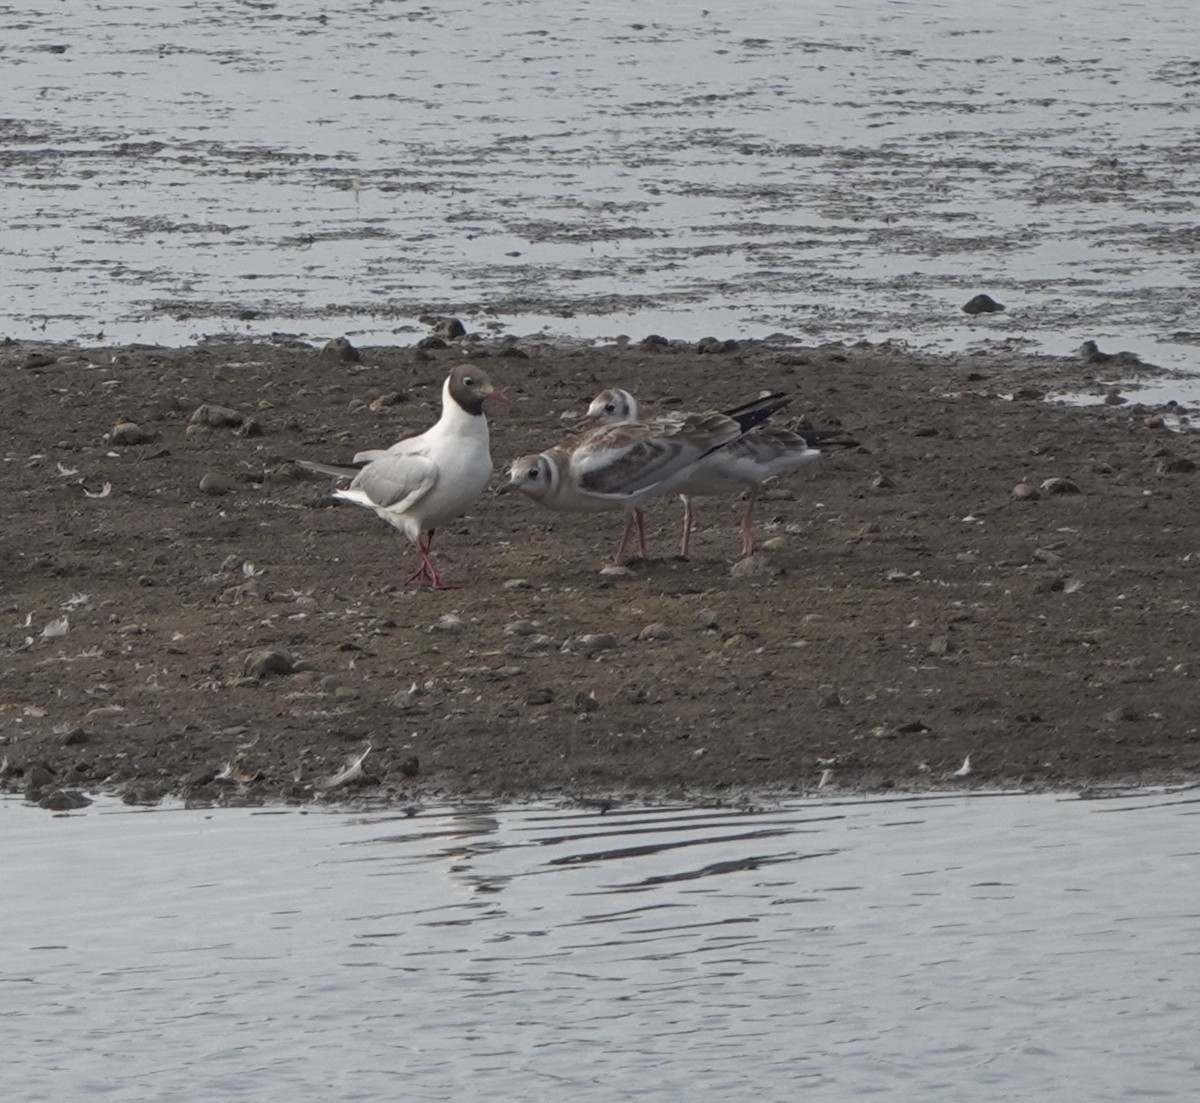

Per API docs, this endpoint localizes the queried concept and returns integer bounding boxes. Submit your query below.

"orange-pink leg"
[739,487,761,558]
[612,508,647,565]
[679,495,695,558]
[404,530,456,589]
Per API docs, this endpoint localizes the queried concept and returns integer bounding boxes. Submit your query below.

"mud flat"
[2,333,1199,808]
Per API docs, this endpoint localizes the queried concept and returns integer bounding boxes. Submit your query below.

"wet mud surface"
[3,334,1200,808]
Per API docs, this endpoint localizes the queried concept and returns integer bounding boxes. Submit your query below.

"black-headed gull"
[298,364,507,588]
[501,395,788,565]
[585,387,856,557]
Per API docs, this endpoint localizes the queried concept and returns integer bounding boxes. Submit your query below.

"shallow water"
[2,0,1198,370]
[4,790,1198,1101]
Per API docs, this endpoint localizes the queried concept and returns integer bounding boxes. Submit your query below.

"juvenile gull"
[502,395,787,565]
[585,388,856,557]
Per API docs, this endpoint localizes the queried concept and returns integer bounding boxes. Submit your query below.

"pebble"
[573,690,600,713]
[598,564,635,578]
[39,789,93,811]
[1012,481,1040,500]
[525,687,554,706]
[1104,389,1127,406]
[1156,456,1195,475]
[431,614,465,633]
[562,633,620,655]
[320,337,361,362]
[242,648,299,678]
[696,608,720,629]
[730,554,780,579]
[369,391,405,410]
[525,634,560,652]
[199,472,231,496]
[1144,414,1165,429]
[871,471,896,490]
[1104,705,1142,723]
[190,403,244,428]
[961,293,1005,314]
[638,622,674,641]
[504,619,537,637]
[502,577,532,590]
[110,421,157,446]
[928,635,950,656]
[1040,477,1081,495]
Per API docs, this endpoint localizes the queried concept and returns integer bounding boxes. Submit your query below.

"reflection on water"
[1,0,1197,367]
[4,790,1198,1101]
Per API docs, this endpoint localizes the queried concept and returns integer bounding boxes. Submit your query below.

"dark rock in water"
[417,335,448,350]
[419,314,466,339]
[320,337,361,363]
[25,764,56,796]
[640,334,670,348]
[696,336,740,354]
[39,789,92,811]
[1013,386,1046,401]
[962,294,1006,315]
[1104,389,1127,406]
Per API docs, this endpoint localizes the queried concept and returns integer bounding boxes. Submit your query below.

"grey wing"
[573,415,740,496]
[351,452,439,511]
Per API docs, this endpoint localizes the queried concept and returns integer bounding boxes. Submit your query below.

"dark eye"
[463,376,475,386]
[604,403,616,414]
[528,469,539,480]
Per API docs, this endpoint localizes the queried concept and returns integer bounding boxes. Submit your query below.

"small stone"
[26,765,56,793]
[1104,389,1127,406]
[1157,456,1196,475]
[242,648,298,678]
[599,564,635,578]
[199,472,231,496]
[321,337,361,363]
[1143,415,1165,429]
[696,336,738,354]
[1012,481,1040,500]
[389,755,418,781]
[1104,705,1141,723]
[760,536,787,552]
[912,426,939,438]
[23,352,57,369]
[525,687,554,706]
[504,619,537,637]
[234,416,262,438]
[1040,477,1081,495]
[696,608,720,629]
[110,421,157,446]
[502,578,532,590]
[640,334,670,348]
[962,293,1005,314]
[573,690,600,713]
[730,554,780,579]
[525,634,559,652]
[39,789,92,811]
[722,632,755,651]
[1032,547,1063,567]
[416,335,448,350]
[818,691,845,709]
[563,633,620,655]
[431,614,465,633]
[369,391,405,411]
[1013,386,1046,401]
[871,471,896,490]
[190,404,244,428]
[928,635,950,656]
[638,622,674,641]
[60,727,90,747]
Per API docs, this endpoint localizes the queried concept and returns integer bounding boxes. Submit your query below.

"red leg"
[635,507,647,559]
